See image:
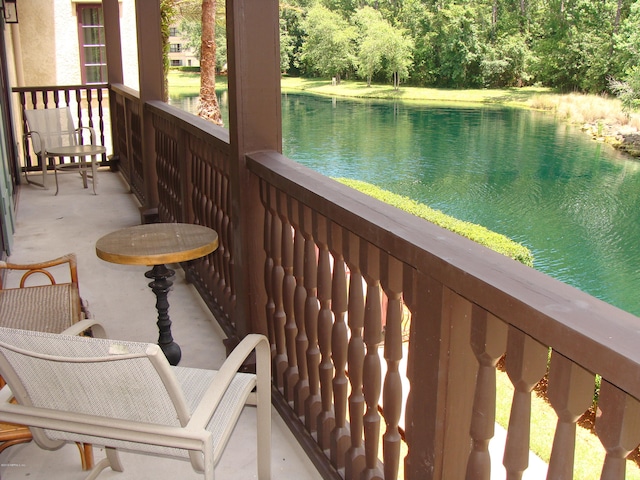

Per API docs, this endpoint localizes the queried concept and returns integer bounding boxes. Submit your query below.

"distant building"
[168,25,199,68]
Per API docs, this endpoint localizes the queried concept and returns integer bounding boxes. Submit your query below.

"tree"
[609,67,640,115]
[383,26,414,90]
[353,7,387,86]
[197,0,222,125]
[160,0,177,102]
[299,5,356,83]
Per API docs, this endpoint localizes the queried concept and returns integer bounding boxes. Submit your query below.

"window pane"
[84,46,106,64]
[85,65,106,83]
[83,27,105,45]
[81,8,103,26]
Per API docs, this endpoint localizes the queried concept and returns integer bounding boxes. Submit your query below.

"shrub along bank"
[336,178,534,267]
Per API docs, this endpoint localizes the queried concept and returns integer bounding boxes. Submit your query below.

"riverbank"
[279,76,640,159]
[169,71,640,158]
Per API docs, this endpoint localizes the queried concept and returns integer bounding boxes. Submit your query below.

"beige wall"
[12,0,139,90]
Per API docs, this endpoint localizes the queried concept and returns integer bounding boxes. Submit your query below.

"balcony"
[3,1,640,479]
[4,80,640,480]
[0,170,322,480]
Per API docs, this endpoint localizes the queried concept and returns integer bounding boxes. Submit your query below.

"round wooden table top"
[96,223,219,266]
[46,144,107,156]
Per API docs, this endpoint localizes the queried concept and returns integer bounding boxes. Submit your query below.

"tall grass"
[530,92,633,127]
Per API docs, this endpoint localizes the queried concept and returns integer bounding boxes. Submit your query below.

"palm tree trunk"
[197,0,223,125]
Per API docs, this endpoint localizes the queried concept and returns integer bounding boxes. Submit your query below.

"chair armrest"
[0,253,79,288]
[187,334,270,429]
[75,126,96,145]
[60,319,108,339]
[23,130,43,155]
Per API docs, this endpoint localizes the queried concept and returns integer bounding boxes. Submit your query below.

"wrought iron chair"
[0,329,271,480]
[23,107,104,195]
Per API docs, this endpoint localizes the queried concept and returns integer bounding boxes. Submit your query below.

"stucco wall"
[18,0,58,86]
[14,0,139,90]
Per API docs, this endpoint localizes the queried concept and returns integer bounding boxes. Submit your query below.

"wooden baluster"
[316,215,335,449]
[271,189,287,388]
[97,87,106,148]
[595,380,640,480]
[292,200,310,415]
[361,240,384,480]
[86,88,94,130]
[345,233,366,480]
[329,222,349,469]
[209,164,221,286]
[262,182,275,358]
[304,207,321,432]
[380,253,404,480]
[504,327,548,480]
[466,308,508,480]
[223,173,234,307]
[546,352,594,479]
[282,195,298,402]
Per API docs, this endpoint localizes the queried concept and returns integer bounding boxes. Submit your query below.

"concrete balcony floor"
[0,169,323,480]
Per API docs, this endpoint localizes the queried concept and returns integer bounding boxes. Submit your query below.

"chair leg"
[83,447,123,480]
[90,154,98,194]
[53,159,60,196]
[75,442,94,470]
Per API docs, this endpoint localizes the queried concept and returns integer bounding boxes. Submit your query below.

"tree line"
[170,0,640,107]
[277,0,640,96]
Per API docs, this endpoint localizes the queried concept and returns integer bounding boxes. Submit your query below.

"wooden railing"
[37,83,640,479]
[110,84,145,204]
[246,150,640,480]
[147,101,236,336]
[140,96,640,478]
[12,84,110,170]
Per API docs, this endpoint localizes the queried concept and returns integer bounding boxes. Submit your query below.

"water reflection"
[170,92,640,317]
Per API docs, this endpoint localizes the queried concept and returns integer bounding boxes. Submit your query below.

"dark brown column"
[134,0,164,218]
[226,0,282,336]
[102,0,123,167]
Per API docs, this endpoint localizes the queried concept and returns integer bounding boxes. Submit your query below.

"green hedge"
[336,178,534,267]
[169,66,201,73]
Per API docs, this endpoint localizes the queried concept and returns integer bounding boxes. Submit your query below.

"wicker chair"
[0,329,271,480]
[0,253,104,468]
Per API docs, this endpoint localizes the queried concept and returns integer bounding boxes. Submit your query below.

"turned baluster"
[546,351,594,479]
[292,200,309,416]
[595,380,640,480]
[315,215,335,449]
[466,308,507,480]
[282,195,298,402]
[271,189,287,389]
[303,209,321,432]
[262,183,275,358]
[344,233,366,480]
[361,240,384,480]
[380,253,404,480]
[329,223,349,469]
[503,327,548,480]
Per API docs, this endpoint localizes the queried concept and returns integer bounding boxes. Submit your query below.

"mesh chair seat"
[0,328,271,480]
[0,285,80,333]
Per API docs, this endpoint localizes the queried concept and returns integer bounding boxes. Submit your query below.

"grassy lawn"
[496,370,640,479]
[280,75,555,108]
[169,71,638,132]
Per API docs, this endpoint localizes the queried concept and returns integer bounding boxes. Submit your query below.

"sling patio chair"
[0,328,271,480]
[23,107,105,195]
